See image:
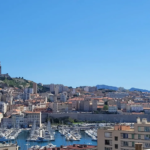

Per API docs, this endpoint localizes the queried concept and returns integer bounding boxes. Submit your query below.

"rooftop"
[49,145,97,150]
[0,143,18,148]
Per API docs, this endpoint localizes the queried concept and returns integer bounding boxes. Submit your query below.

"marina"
[15,130,97,150]
[0,123,134,150]
[27,121,55,142]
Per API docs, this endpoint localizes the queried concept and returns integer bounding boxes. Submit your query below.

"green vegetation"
[0,77,33,89]
[38,85,49,93]
[103,105,108,110]
[98,89,116,92]
[48,116,83,124]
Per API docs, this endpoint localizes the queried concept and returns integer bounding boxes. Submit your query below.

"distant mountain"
[96,84,150,93]
[96,85,118,91]
[129,88,150,93]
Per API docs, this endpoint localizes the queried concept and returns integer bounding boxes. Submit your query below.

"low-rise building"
[2,111,41,128]
[108,105,117,113]
[29,144,97,150]
[0,143,19,150]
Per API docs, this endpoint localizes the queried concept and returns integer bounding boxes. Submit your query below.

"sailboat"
[39,120,55,141]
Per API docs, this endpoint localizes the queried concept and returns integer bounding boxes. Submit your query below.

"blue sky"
[0,0,150,89]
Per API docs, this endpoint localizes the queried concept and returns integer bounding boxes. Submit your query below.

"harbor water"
[14,131,97,150]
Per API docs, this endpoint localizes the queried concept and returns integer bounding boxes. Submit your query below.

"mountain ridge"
[96,84,150,93]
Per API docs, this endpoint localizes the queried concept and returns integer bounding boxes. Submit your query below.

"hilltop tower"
[0,62,1,75]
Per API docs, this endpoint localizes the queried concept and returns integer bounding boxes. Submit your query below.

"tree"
[103,105,108,110]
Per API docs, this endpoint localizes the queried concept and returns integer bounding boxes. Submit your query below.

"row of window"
[105,144,118,149]
[122,133,150,140]
[28,115,39,118]
[138,126,150,132]
[105,140,135,147]
[122,141,135,147]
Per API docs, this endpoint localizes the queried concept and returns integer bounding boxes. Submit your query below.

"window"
[123,141,128,146]
[138,134,141,139]
[145,143,150,148]
[138,127,141,131]
[145,135,150,140]
[132,134,134,139]
[123,133,128,139]
[115,136,118,141]
[145,127,150,132]
[115,144,118,149]
[132,142,134,147]
[105,140,111,145]
[105,148,112,150]
[105,132,112,138]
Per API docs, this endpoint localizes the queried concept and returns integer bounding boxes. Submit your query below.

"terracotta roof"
[97,106,103,108]
[24,111,40,114]
[143,108,150,110]
[47,145,97,150]
[68,98,84,101]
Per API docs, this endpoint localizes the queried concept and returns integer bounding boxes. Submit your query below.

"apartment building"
[0,113,3,123]
[106,92,129,99]
[0,102,7,114]
[33,82,37,94]
[60,92,67,102]
[98,118,150,150]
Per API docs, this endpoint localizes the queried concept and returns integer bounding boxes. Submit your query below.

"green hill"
[0,77,33,89]
[0,77,49,93]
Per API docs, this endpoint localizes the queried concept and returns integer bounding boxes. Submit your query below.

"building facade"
[33,82,37,94]
[0,102,7,114]
[98,118,150,150]
[2,111,41,128]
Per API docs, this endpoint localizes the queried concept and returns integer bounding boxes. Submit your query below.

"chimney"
[135,143,143,150]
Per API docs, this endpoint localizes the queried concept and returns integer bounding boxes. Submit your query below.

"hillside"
[0,77,50,93]
[0,77,33,89]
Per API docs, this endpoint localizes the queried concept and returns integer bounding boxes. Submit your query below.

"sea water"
[14,131,97,150]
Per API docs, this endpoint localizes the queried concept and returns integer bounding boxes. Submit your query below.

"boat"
[41,120,55,141]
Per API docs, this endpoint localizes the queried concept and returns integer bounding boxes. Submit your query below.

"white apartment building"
[84,86,89,92]
[106,92,129,99]
[126,104,143,112]
[108,105,117,113]
[89,87,97,92]
[60,92,67,102]
[0,113,3,123]
[50,84,55,93]
[6,95,13,104]
[120,102,127,110]
[0,102,7,114]
[92,100,98,111]
[84,100,92,112]
[130,104,143,112]
[98,118,150,150]
[63,86,68,92]
[24,88,34,94]
[72,88,76,94]
[55,85,59,95]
